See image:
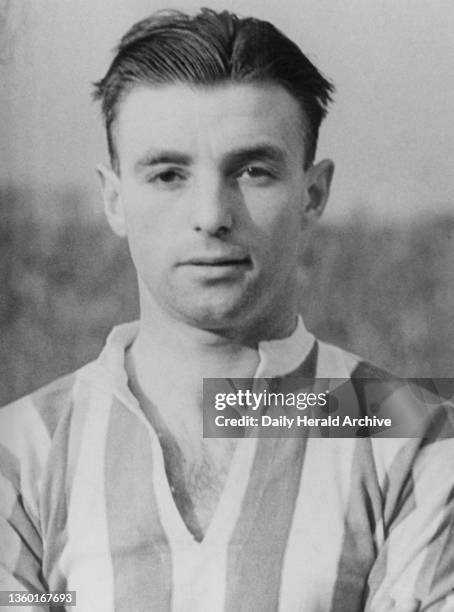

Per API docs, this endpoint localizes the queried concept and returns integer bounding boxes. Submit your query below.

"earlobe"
[96,164,127,237]
[304,159,335,219]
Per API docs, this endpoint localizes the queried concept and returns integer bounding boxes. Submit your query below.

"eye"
[147,168,187,188]
[237,165,275,185]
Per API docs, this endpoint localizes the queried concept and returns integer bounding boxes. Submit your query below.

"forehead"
[114,82,306,166]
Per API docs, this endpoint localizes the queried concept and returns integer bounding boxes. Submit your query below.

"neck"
[134,290,298,371]
[131,308,260,382]
[126,286,298,424]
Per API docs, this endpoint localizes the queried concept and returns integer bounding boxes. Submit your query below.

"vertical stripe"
[225,437,306,612]
[371,438,409,493]
[0,445,21,495]
[221,343,316,610]
[329,439,382,611]
[42,377,99,594]
[105,398,172,612]
[9,497,44,592]
[0,398,51,521]
[61,388,114,612]
[290,340,318,379]
[368,439,454,608]
[416,485,454,603]
[40,398,76,593]
[168,438,258,612]
[33,373,76,437]
[0,403,48,591]
[279,438,357,611]
[0,395,57,593]
[315,342,359,378]
[0,465,43,592]
[366,437,414,605]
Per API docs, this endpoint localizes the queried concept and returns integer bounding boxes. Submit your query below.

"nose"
[190,174,234,237]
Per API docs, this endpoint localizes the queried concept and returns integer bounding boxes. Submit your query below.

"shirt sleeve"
[0,459,44,591]
[0,402,49,612]
[365,428,454,611]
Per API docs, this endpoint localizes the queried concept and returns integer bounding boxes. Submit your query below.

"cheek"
[122,212,170,281]
[121,189,170,254]
[247,190,302,247]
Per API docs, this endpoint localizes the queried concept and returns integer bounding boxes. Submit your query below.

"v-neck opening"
[92,316,314,549]
[149,427,259,548]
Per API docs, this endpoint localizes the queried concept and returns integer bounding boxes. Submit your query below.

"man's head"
[93,8,334,173]
[93,9,335,341]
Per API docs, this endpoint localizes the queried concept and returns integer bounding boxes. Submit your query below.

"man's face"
[100,82,333,338]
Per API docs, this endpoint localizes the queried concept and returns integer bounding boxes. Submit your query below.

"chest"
[42,429,380,611]
[159,433,237,542]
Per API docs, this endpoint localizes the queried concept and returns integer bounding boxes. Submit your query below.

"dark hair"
[93,8,334,172]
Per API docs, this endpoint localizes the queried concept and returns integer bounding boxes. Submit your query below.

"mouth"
[178,253,253,280]
[184,256,252,267]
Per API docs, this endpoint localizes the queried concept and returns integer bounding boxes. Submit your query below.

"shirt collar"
[84,316,316,400]
[255,316,316,377]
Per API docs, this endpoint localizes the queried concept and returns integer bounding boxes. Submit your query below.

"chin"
[169,291,258,331]
[180,305,246,330]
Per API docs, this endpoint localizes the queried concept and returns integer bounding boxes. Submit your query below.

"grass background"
[1,186,454,406]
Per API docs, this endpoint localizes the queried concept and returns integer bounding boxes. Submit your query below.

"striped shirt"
[1,320,454,611]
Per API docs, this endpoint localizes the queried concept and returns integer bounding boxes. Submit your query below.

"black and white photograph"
[1,1,454,610]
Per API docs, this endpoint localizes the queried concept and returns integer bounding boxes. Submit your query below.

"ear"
[96,164,127,237]
[303,159,335,221]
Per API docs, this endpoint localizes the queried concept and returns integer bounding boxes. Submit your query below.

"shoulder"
[0,372,79,440]
[314,337,392,380]
[312,337,454,467]
[0,368,96,487]
[0,372,85,521]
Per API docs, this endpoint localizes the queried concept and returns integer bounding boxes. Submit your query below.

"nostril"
[194,223,230,238]
[214,225,230,238]
[192,209,233,235]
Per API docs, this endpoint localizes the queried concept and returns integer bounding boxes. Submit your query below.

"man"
[1,9,453,612]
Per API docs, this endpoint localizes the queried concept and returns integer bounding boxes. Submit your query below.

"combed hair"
[93,8,334,171]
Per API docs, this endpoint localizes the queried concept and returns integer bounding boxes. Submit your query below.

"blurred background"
[1,0,453,405]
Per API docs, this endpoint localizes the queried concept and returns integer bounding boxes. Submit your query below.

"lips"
[180,252,252,267]
[184,256,252,266]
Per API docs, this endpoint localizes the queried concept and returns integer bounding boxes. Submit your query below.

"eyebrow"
[225,144,285,163]
[133,143,286,173]
[222,144,286,170]
[134,150,193,172]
